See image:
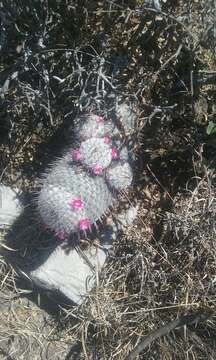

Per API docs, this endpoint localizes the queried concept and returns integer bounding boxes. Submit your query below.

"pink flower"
[79,218,91,231]
[96,115,104,124]
[68,198,84,210]
[111,147,118,159]
[92,165,104,175]
[55,230,67,241]
[103,136,110,144]
[73,149,81,161]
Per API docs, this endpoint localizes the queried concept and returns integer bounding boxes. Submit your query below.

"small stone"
[0,185,22,229]
[115,205,139,228]
[29,244,107,305]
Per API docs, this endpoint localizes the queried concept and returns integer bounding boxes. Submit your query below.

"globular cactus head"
[37,164,114,238]
[78,137,113,174]
[74,114,115,140]
[105,162,133,191]
[72,137,120,175]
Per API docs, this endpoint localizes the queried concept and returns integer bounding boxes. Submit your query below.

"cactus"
[78,137,113,173]
[113,141,129,162]
[74,114,114,140]
[105,162,133,191]
[37,165,113,238]
[37,103,136,240]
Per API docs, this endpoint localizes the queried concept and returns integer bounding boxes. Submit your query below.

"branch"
[125,311,211,360]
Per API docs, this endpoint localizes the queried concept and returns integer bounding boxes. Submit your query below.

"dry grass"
[61,167,216,359]
[0,244,74,359]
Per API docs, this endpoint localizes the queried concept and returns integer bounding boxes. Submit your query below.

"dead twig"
[125,311,211,360]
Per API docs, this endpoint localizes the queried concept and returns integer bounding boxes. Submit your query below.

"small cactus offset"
[74,114,114,140]
[78,137,113,173]
[37,104,136,240]
[105,162,133,191]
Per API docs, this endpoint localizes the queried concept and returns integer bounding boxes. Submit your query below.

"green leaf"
[206,121,216,135]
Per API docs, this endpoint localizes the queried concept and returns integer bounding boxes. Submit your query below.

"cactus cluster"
[37,104,135,240]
